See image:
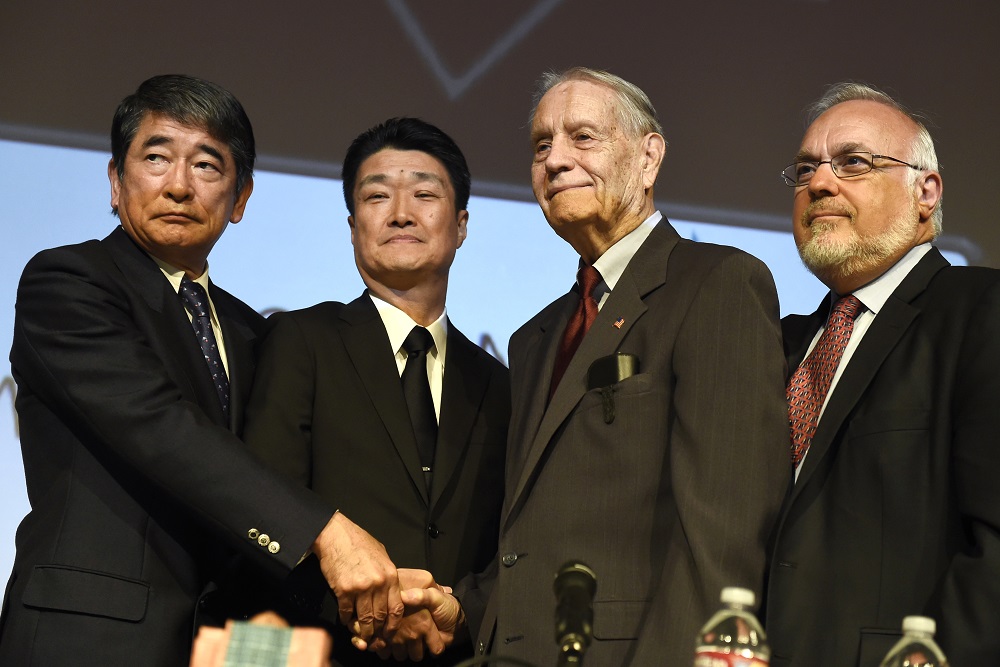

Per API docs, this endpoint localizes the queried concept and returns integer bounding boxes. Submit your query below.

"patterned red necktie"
[787,295,863,468]
[550,264,602,397]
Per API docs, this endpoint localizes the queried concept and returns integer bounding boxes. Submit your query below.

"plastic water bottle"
[878,616,950,667]
[693,587,769,667]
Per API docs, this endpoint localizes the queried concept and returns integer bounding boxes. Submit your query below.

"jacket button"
[248,528,259,540]
[257,534,270,547]
[478,640,486,654]
[501,552,517,567]
[427,523,440,539]
[268,541,281,554]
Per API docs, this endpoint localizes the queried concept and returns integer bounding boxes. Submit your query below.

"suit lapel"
[503,220,679,529]
[102,227,227,426]
[431,325,490,509]
[339,294,429,504]
[791,248,949,495]
[212,286,256,433]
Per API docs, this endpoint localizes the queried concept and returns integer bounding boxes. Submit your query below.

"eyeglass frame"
[781,151,924,187]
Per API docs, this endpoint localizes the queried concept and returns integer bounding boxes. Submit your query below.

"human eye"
[794,162,817,181]
[533,140,551,158]
[834,152,872,175]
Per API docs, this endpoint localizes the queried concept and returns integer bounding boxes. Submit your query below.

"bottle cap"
[902,616,936,635]
[720,587,755,608]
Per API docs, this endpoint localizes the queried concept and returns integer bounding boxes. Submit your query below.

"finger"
[384,576,404,634]
[406,637,425,662]
[354,592,376,641]
[338,592,357,629]
[351,635,369,652]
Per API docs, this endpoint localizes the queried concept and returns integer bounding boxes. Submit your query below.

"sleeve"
[637,250,791,662]
[937,277,1000,663]
[241,312,317,489]
[11,248,334,574]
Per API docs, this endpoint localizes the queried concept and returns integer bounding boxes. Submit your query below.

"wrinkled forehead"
[532,80,621,133]
[799,99,918,160]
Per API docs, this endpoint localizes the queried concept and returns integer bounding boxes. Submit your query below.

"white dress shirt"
[153,258,229,375]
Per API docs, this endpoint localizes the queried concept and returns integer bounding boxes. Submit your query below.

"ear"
[640,133,666,190]
[455,210,469,249]
[108,159,121,213]
[229,177,254,224]
[348,215,357,246]
[915,170,942,224]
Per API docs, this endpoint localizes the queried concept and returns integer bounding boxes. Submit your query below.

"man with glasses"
[766,82,1000,666]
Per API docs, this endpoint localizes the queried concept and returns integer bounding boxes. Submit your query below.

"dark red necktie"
[787,295,863,468]
[550,264,602,396]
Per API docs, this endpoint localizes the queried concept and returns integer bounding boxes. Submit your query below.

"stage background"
[0,0,989,583]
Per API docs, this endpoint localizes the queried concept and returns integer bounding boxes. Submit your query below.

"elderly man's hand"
[311,512,402,642]
[349,569,461,660]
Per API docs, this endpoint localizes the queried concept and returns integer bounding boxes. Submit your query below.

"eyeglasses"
[781,151,922,187]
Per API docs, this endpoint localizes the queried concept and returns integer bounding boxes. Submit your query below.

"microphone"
[553,561,597,666]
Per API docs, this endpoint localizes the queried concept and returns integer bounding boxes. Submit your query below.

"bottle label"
[693,650,768,667]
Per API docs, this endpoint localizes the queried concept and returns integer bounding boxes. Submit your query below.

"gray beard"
[797,203,917,285]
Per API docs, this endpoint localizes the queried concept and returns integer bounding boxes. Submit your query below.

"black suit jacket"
[766,247,1000,667]
[241,294,509,666]
[458,220,790,666]
[0,227,334,667]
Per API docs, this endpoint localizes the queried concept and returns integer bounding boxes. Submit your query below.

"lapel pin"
[613,318,625,329]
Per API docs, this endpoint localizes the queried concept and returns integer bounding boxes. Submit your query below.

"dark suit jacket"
[458,220,790,666]
[766,247,1000,667]
[0,227,334,667]
[241,294,509,666]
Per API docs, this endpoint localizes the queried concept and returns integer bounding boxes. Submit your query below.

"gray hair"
[808,82,942,234]
[530,67,665,140]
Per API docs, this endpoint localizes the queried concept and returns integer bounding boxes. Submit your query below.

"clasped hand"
[312,512,464,661]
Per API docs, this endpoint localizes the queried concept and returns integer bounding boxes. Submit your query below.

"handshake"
[313,511,467,661]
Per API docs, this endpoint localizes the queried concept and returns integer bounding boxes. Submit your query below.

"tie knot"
[577,264,602,298]
[402,326,435,357]
[179,278,211,319]
[831,294,863,322]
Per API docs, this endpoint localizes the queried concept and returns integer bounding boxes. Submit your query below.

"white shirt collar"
[846,243,933,315]
[368,293,448,368]
[591,211,661,293]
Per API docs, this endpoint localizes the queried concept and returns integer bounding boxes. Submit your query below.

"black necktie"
[400,326,437,486]
[179,277,230,420]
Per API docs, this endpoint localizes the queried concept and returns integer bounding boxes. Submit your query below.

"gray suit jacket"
[460,220,790,666]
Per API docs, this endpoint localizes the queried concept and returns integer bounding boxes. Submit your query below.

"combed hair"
[341,117,471,216]
[809,82,942,234]
[530,67,665,140]
[111,74,255,196]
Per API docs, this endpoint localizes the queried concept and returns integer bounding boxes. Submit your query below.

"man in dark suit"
[240,117,509,665]
[401,67,790,666]
[0,75,376,666]
[766,82,1000,666]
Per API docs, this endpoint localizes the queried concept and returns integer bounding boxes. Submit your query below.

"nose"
[389,194,414,227]
[163,163,194,202]
[807,161,840,198]
[543,135,574,174]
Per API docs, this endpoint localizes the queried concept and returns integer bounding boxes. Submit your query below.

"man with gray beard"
[765,82,1000,667]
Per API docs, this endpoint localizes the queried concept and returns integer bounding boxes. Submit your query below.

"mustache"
[801,199,855,227]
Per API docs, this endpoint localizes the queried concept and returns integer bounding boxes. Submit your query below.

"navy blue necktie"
[179,277,230,420]
[400,326,437,487]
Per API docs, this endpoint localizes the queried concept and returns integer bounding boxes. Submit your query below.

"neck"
[564,201,654,264]
[366,278,447,326]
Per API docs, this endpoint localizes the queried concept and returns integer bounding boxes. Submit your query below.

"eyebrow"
[794,141,870,162]
[357,171,448,188]
[139,135,227,164]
